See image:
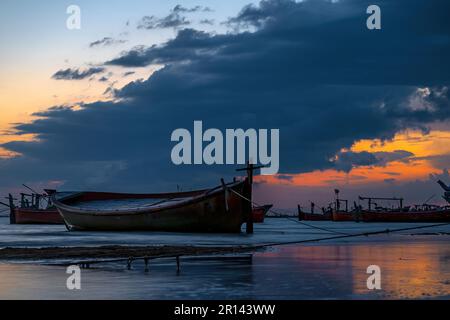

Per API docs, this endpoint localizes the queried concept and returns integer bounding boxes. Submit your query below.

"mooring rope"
[229,188,350,236]
[46,223,450,267]
[252,222,450,249]
[0,208,9,217]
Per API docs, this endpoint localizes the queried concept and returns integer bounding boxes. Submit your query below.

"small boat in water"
[359,205,450,223]
[4,189,64,225]
[11,207,63,225]
[332,210,356,222]
[52,179,251,233]
[351,194,450,222]
[252,204,273,223]
[297,205,332,221]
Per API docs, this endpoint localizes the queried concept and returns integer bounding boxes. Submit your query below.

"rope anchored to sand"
[254,222,450,248]
[229,188,450,244]
[229,188,350,236]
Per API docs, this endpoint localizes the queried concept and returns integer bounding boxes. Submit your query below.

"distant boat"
[5,189,64,225]
[331,210,355,222]
[252,204,273,223]
[331,193,354,221]
[11,207,63,225]
[52,179,251,233]
[358,206,450,223]
[298,206,332,221]
[355,194,450,222]
[297,203,333,221]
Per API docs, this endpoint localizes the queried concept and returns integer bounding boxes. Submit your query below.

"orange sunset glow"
[256,130,450,187]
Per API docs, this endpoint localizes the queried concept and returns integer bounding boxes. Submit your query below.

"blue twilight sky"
[0,0,254,68]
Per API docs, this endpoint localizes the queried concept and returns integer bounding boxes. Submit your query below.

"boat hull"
[53,180,250,233]
[360,210,450,223]
[12,208,64,225]
[252,205,273,223]
[332,211,355,222]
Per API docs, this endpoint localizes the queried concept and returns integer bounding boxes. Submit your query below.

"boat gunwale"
[360,209,450,215]
[52,180,246,216]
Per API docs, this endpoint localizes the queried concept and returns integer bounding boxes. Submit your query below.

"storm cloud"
[52,67,105,80]
[2,0,450,194]
[89,37,127,48]
[136,5,211,30]
[333,150,415,172]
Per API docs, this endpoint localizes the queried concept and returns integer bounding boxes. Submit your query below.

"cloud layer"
[52,67,105,80]
[2,0,450,194]
[89,37,127,48]
[137,5,212,30]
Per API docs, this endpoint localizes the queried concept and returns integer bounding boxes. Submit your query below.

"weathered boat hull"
[252,204,273,223]
[332,211,355,222]
[53,180,250,233]
[360,210,450,223]
[12,208,64,225]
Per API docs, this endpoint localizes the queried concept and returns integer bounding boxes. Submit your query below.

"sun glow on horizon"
[256,129,450,187]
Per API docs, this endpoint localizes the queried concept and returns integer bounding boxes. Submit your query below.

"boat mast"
[236,162,266,234]
[8,194,16,224]
[358,196,404,210]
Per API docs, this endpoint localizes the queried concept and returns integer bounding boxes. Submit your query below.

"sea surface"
[0,216,450,299]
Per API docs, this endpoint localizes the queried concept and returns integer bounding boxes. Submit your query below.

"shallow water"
[1,216,450,248]
[1,241,450,299]
[1,217,450,299]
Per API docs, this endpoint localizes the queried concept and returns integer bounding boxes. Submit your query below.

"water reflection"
[1,240,449,299]
[252,242,450,299]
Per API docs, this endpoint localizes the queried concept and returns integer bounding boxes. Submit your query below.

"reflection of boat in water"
[52,179,251,233]
[2,189,63,225]
[252,204,273,223]
[11,207,63,225]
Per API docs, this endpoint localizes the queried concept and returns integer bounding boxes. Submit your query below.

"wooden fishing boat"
[298,208,332,221]
[355,195,450,222]
[11,207,63,225]
[297,203,332,221]
[4,190,64,225]
[252,204,273,223]
[52,179,251,233]
[359,207,450,223]
[331,210,355,222]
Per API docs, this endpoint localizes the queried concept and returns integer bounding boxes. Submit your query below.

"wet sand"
[0,245,252,262]
[1,239,450,299]
[1,218,450,299]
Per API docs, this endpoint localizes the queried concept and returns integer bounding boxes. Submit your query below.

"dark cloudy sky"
[1,0,449,209]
